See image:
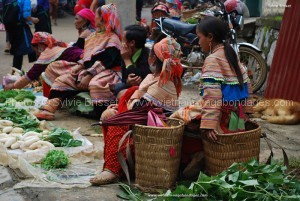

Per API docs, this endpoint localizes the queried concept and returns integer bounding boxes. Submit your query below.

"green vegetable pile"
[0,90,36,106]
[41,150,70,170]
[164,159,300,201]
[0,90,18,102]
[0,105,40,131]
[118,159,300,201]
[46,128,83,147]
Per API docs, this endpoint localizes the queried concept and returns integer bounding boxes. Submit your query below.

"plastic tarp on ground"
[0,129,101,189]
[0,91,104,188]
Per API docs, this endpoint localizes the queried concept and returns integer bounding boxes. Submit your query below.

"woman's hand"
[121,42,133,61]
[71,65,84,75]
[76,70,92,90]
[3,83,15,91]
[108,104,118,110]
[31,17,39,24]
[203,129,218,142]
[126,74,142,86]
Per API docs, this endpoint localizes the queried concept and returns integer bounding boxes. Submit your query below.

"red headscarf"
[77,8,96,28]
[100,4,122,40]
[154,37,183,96]
[31,32,67,48]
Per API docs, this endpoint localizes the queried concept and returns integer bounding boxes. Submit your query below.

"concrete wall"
[261,0,287,16]
[106,0,136,30]
[252,17,282,93]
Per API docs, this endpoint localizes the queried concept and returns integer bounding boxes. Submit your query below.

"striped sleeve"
[200,79,222,130]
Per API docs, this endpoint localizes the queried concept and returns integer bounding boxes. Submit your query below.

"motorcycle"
[152,0,267,93]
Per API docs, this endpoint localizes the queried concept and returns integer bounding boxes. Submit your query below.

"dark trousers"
[136,0,143,21]
[13,52,37,70]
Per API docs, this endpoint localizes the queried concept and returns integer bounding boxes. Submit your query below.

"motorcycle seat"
[162,18,197,36]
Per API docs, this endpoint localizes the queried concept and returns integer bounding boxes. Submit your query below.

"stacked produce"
[0,119,51,150]
[0,119,83,151]
[0,90,87,172]
[0,90,83,152]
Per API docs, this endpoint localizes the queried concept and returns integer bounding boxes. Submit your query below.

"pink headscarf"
[77,8,96,28]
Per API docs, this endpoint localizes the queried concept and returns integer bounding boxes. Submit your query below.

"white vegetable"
[0,137,13,143]
[29,141,54,150]
[20,142,28,150]
[42,130,49,135]
[0,120,13,126]
[2,126,13,134]
[4,138,17,148]
[0,133,9,138]
[22,132,42,140]
[10,133,23,138]
[24,137,40,147]
[22,135,38,141]
[12,127,24,133]
[11,141,22,149]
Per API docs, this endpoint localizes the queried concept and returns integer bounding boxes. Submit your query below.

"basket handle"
[261,132,289,168]
[118,130,134,185]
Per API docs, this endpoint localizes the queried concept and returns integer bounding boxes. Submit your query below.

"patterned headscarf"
[153,37,183,96]
[31,32,67,48]
[77,8,96,28]
[100,4,122,40]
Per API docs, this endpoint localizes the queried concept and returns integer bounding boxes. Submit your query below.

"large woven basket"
[203,121,261,176]
[133,118,185,193]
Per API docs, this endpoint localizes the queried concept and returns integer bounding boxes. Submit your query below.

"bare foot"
[33,110,55,121]
[90,171,118,186]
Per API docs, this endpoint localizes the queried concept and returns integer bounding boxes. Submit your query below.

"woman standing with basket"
[171,16,254,177]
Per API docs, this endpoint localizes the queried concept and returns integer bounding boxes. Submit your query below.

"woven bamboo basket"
[133,118,185,193]
[203,121,261,176]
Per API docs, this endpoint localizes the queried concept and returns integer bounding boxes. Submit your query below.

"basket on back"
[133,118,184,193]
[202,121,261,176]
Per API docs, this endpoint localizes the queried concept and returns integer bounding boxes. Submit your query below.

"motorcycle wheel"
[239,46,268,93]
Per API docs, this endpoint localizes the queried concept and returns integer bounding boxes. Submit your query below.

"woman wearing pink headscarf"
[34,4,123,120]
[39,8,96,90]
[73,8,96,49]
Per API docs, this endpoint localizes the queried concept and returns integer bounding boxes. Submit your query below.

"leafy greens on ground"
[0,105,40,131]
[46,128,82,147]
[118,159,300,201]
[163,159,300,201]
[0,89,36,103]
[41,150,70,170]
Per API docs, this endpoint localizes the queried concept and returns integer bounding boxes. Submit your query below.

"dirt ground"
[0,9,299,201]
